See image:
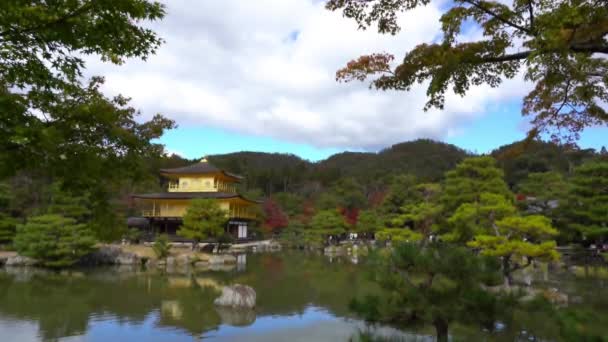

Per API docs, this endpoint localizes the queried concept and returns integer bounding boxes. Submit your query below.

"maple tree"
[327,0,608,143]
[262,198,289,235]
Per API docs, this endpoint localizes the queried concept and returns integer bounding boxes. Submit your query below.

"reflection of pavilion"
[161,300,183,320]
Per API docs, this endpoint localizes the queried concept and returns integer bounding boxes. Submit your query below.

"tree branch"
[510,257,533,273]
[0,2,93,39]
[527,0,535,31]
[474,43,608,64]
[553,79,572,116]
[462,0,533,35]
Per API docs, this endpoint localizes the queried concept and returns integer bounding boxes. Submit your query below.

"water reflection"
[0,252,606,341]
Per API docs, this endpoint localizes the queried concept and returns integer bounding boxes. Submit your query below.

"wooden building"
[131,158,259,240]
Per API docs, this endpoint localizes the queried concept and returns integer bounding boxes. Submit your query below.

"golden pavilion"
[131,158,258,240]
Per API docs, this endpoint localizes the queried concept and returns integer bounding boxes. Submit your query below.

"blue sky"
[88,0,605,162]
[159,97,606,161]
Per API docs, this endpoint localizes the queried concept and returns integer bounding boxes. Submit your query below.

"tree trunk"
[503,256,513,287]
[433,317,449,342]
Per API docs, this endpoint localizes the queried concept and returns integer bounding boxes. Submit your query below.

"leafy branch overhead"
[327,0,608,143]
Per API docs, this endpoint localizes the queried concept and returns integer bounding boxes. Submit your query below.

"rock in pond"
[214,284,256,309]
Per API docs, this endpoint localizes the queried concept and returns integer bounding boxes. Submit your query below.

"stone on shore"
[5,255,37,267]
[214,284,256,309]
[81,246,140,266]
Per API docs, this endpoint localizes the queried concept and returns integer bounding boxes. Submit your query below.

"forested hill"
[165,139,468,194]
[158,138,605,197]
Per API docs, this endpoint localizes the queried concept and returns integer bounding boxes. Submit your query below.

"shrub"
[14,214,97,268]
[152,234,170,259]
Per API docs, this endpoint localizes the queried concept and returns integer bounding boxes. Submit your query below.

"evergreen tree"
[378,183,443,245]
[517,171,569,217]
[355,210,381,237]
[152,234,171,259]
[379,174,418,216]
[178,199,227,247]
[0,182,17,244]
[448,193,559,284]
[351,243,508,342]
[13,214,97,267]
[566,161,608,244]
[309,209,348,244]
[442,156,512,214]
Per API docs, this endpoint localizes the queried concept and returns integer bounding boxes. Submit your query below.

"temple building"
[131,158,259,240]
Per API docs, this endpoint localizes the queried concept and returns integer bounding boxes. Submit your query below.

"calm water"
[0,251,607,341]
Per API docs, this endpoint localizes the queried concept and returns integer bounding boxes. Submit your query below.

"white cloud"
[85,0,531,150]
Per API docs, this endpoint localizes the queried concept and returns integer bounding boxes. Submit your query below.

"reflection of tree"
[226,252,379,318]
[0,253,606,340]
[215,307,255,326]
[0,270,228,339]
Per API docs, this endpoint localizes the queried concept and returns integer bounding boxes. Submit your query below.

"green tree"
[178,199,227,247]
[355,210,382,236]
[309,209,348,244]
[448,193,559,284]
[272,192,304,217]
[378,183,443,245]
[517,171,570,242]
[152,234,170,259]
[517,171,569,217]
[332,178,367,210]
[279,221,307,249]
[351,243,508,342]
[442,156,512,214]
[0,182,17,244]
[327,0,608,143]
[13,214,97,267]
[379,174,419,216]
[0,1,175,240]
[565,161,608,244]
[446,193,518,243]
[45,183,91,222]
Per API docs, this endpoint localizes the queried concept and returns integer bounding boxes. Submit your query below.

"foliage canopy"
[327,0,608,143]
[13,214,97,267]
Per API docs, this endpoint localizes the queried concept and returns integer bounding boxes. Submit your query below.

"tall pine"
[566,161,608,244]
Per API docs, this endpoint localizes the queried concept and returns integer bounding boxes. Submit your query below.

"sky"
[85,0,606,162]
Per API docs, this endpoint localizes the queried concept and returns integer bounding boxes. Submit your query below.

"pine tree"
[355,210,381,237]
[442,157,512,214]
[378,183,443,244]
[309,209,348,245]
[350,243,508,342]
[178,199,227,247]
[13,214,97,267]
[566,161,608,244]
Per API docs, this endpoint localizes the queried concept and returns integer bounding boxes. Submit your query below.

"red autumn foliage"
[516,193,527,201]
[336,53,395,83]
[262,198,288,234]
[340,207,360,226]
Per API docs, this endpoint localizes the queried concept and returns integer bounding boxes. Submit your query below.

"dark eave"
[131,192,259,203]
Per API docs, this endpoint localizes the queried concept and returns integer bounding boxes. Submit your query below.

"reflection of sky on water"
[1,307,413,342]
[205,306,352,341]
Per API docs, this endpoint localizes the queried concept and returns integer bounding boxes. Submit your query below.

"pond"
[0,251,607,341]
